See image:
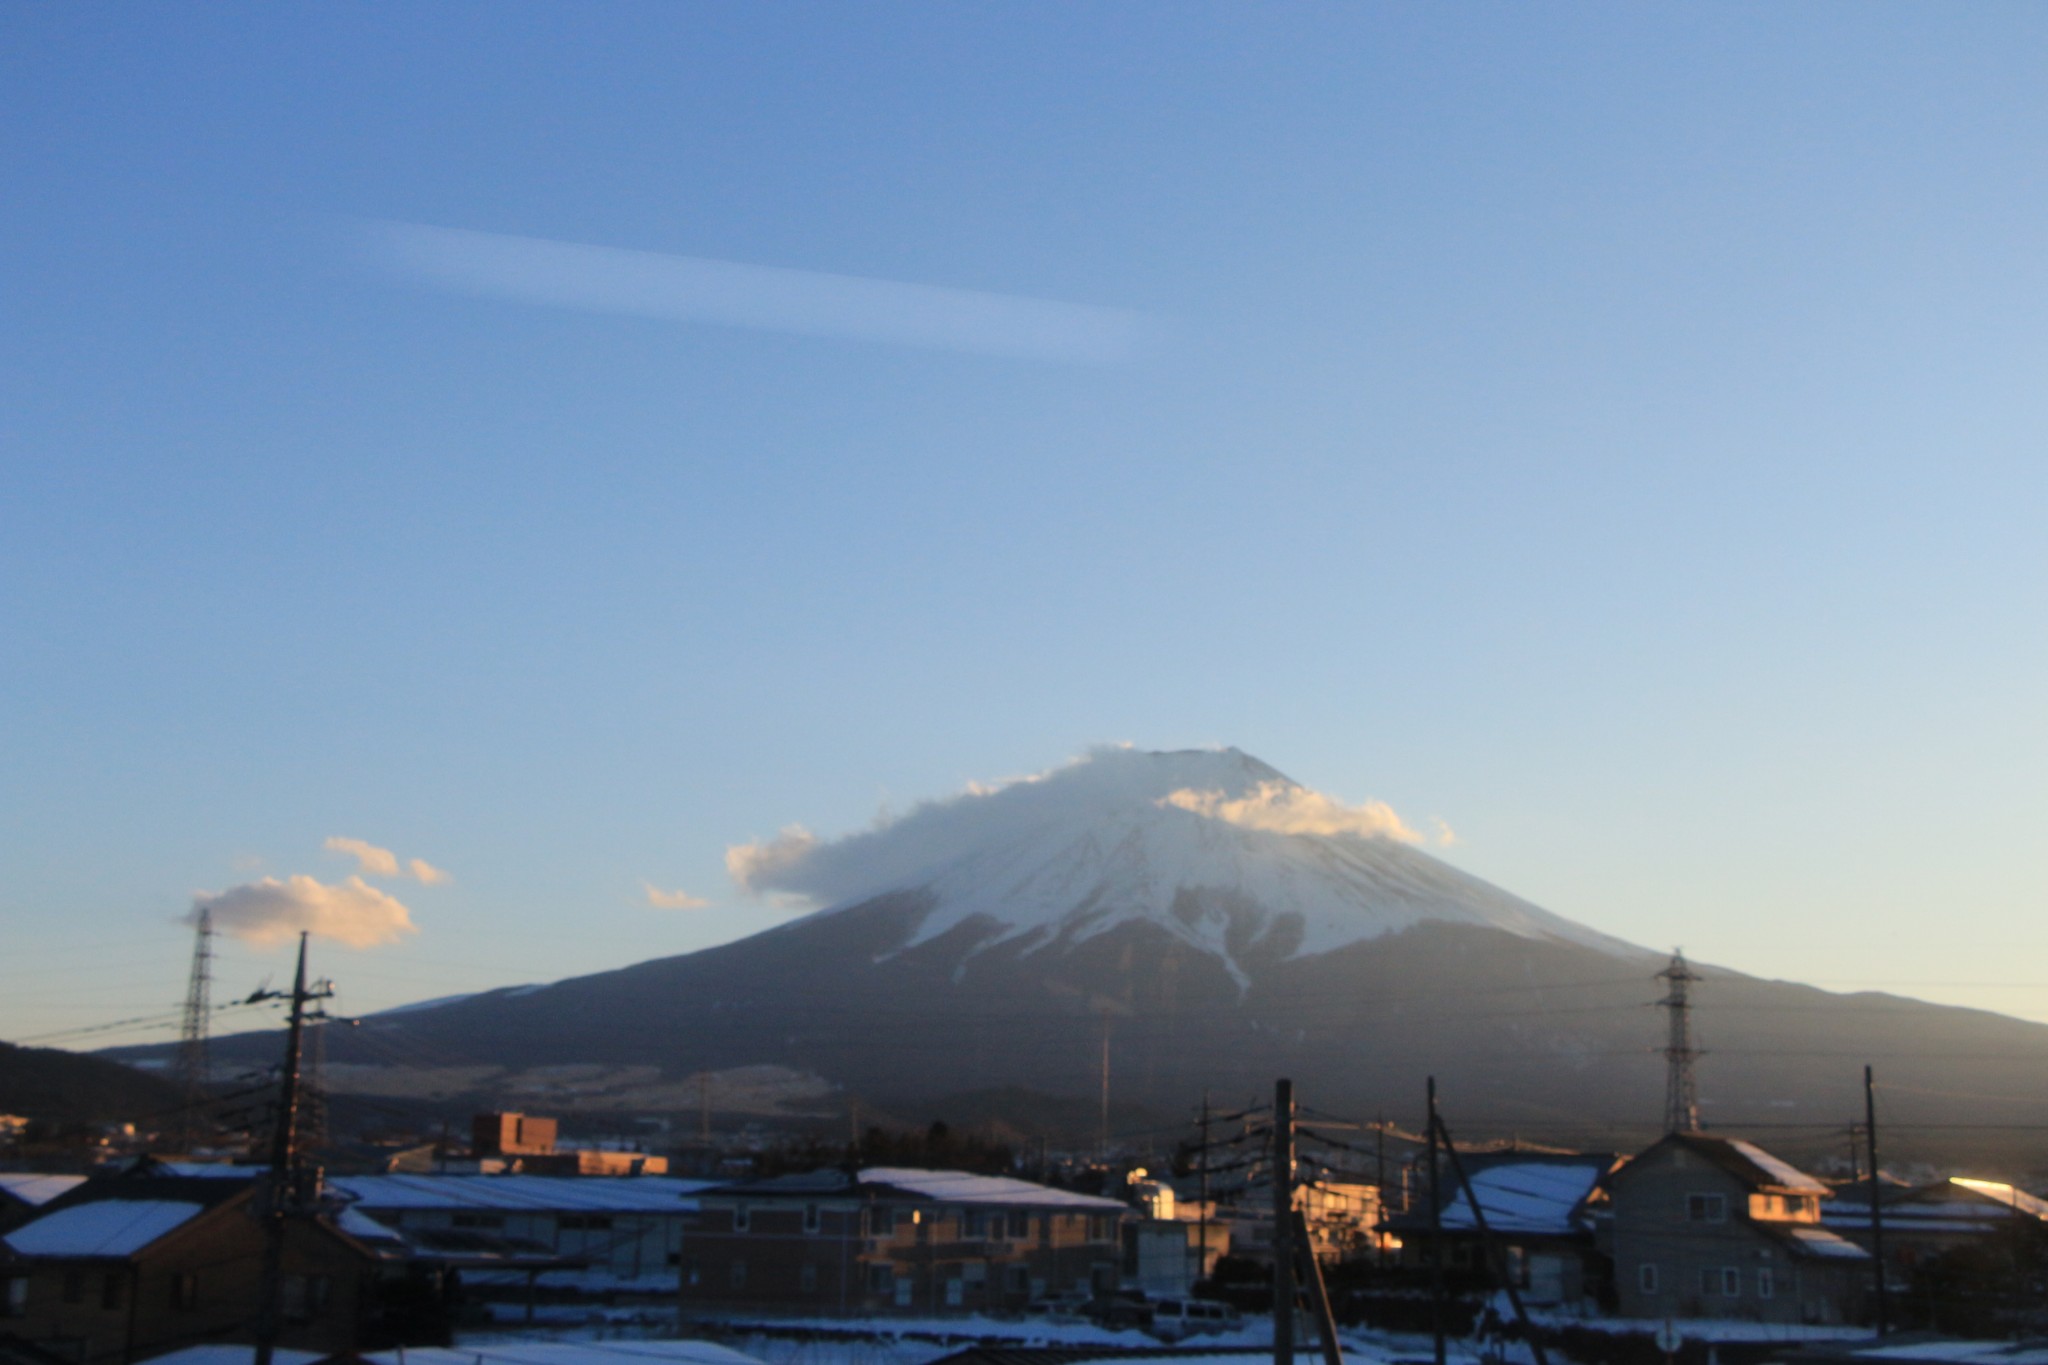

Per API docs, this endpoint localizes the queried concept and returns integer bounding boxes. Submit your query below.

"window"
[558,1215,612,1231]
[1757,1268,1775,1300]
[1687,1193,1727,1223]
[1638,1264,1660,1295]
[964,1210,988,1238]
[452,1213,506,1229]
[871,1207,896,1237]
[732,1205,750,1233]
[61,1272,83,1305]
[799,1264,818,1292]
[1721,1267,1741,1297]
[803,1204,822,1235]
[101,1274,122,1311]
[2,1277,26,1318]
[728,1260,747,1290]
[988,1214,1006,1241]
[867,1264,894,1295]
[280,1275,329,1323]
[170,1273,198,1312]
[944,1278,964,1307]
[1087,1214,1114,1242]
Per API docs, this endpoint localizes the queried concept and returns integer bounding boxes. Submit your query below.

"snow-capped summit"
[733,746,1642,983]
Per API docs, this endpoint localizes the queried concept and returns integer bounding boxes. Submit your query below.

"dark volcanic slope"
[0,1039,184,1125]
[165,896,2048,1164]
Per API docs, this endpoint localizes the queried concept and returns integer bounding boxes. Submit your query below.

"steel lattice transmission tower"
[172,908,215,1151]
[1656,948,1702,1133]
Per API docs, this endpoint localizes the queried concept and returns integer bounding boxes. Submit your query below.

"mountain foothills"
[140,749,2048,1160]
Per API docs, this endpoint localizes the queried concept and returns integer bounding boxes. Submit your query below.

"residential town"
[6,1086,2045,1365]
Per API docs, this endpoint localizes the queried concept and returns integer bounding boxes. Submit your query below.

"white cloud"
[643,882,711,911]
[724,826,819,896]
[1159,781,1426,844]
[362,221,1156,364]
[189,875,417,949]
[324,836,399,878]
[408,858,453,885]
[324,837,451,884]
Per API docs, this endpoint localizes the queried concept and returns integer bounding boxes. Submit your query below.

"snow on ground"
[138,1349,324,1365]
[372,1343,763,1365]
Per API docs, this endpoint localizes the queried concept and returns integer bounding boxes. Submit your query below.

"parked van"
[1148,1296,1240,1340]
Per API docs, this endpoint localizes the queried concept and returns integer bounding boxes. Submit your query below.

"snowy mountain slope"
[750,746,1645,981]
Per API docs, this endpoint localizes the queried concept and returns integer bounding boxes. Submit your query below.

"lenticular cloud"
[189,874,417,948]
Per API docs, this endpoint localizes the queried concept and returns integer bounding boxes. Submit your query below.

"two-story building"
[329,1172,712,1293]
[678,1167,1129,1317]
[1610,1133,1869,1324]
[0,1167,402,1365]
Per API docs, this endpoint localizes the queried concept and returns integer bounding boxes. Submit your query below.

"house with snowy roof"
[0,1178,86,1237]
[1823,1175,2048,1283]
[1379,1151,1618,1308]
[1609,1133,1870,1325]
[0,1165,424,1365]
[679,1167,1130,1317]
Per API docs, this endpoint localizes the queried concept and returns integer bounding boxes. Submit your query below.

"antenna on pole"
[1656,949,1702,1133]
[172,909,215,1152]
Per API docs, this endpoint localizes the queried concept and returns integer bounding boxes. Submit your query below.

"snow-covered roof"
[330,1173,713,1215]
[1780,1225,1871,1261]
[1725,1140,1828,1193]
[1437,1158,1608,1235]
[1645,1134,1828,1194]
[1948,1178,2048,1219]
[860,1168,1128,1210]
[0,1173,87,1207]
[4,1199,207,1258]
[362,1341,765,1365]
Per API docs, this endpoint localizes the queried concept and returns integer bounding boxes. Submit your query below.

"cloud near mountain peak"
[1158,780,1430,844]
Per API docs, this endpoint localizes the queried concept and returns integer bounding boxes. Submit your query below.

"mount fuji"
[164,748,2048,1162]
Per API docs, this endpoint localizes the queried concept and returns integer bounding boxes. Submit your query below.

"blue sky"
[4,3,2045,1043]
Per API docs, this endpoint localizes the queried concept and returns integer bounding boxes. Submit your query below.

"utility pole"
[1656,950,1702,1133]
[1098,1009,1112,1162]
[250,933,334,1365]
[1865,1065,1886,1337]
[1375,1116,1387,1269]
[1272,1078,1296,1365]
[1427,1077,1445,1365]
[1196,1092,1212,1292]
[172,909,215,1152]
